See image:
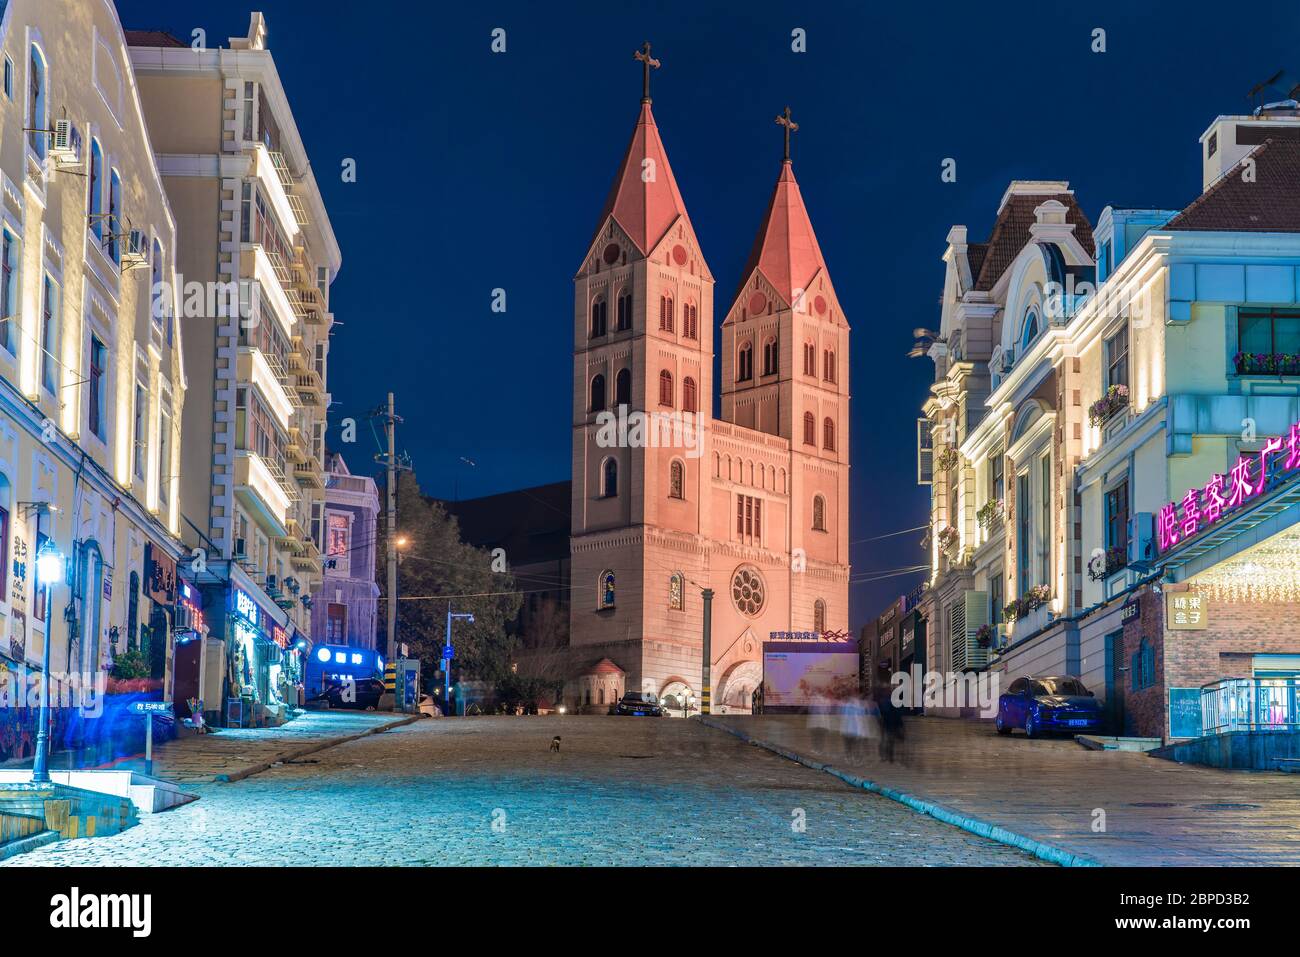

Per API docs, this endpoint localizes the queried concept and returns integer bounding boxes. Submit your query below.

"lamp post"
[700,588,713,715]
[31,541,66,784]
[444,606,474,716]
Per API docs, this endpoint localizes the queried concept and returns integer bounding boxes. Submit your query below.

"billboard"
[762,641,860,711]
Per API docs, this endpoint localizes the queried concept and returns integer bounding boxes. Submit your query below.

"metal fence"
[1201,677,1300,735]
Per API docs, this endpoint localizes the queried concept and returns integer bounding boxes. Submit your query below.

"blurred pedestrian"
[874,670,904,763]
[807,692,835,752]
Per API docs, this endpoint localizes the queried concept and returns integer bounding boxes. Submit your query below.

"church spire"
[734,107,829,308]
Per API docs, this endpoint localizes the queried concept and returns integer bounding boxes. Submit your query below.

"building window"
[803,341,816,376]
[150,240,165,326]
[108,169,122,265]
[28,45,47,159]
[599,570,616,609]
[823,417,835,451]
[989,573,1003,626]
[1020,307,1040,352]
[589,374,606,412]
[0,502,8,602]
[682,376,697,414]
[326,513,350,575]
[242,81,255,141]
[1131,638,1154,691]
[762,337,778,376]
[659,294,674,332]
[990,449,1005,503]
[683,301,698,339]
[616,289,632,331]
[736,495,762,542]
[40,275,58,394]
[737,342,753,381]
[813,599,826,634]
[615,368,631,407]
[803,411,815,445]
[658,369,673,407]
[1,229,19,355]
[601,458,618,498]
[812,494,826,531]
[1105,480,1129,554]
[158,402,171,506]
[89,140,104,242]
[669,460,684,499]
[822,349,835,383]
[590,297,607,338]
[326,603,347,642]
[669,572,684,611]
[133,382,147,480]
[1016,471,1031,596]
[88,336,107,440]
[731,565,765,616]
[1237,308,1300,372]
[3,55,12,100]
[1105,325,1129,390]
[1039,453,1051,585]
[240,182,253,244]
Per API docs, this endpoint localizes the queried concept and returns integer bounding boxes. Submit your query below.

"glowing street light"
[31,541,64,784]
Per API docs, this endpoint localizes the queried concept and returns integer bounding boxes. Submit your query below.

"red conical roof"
[737,160,828,306]
[592,103,690,256]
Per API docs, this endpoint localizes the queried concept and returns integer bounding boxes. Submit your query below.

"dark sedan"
[995,676,1103,737]
[313,676,386,711]
[615,692,664,717]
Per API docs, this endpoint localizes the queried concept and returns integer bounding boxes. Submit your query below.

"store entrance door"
[1105,631,1125,734]
[174,638,202,719]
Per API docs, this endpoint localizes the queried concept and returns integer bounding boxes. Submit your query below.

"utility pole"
[383,393,398,664]
[700,588,713,715]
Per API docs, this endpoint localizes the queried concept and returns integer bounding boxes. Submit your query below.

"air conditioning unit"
[51,119,82,163]
[1127,512,1154,567]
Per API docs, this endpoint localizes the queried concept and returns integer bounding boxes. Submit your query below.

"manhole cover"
[1196,803,1261,811]
[1129,802,1177,808]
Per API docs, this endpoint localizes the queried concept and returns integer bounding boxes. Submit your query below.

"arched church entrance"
[716,659,762,713]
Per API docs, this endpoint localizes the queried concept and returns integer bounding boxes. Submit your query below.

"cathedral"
[567,48,851,712]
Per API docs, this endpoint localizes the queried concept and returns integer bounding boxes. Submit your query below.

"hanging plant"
[935,447,961,472]
[1087,384,1129,427]
[976,499,1004,529]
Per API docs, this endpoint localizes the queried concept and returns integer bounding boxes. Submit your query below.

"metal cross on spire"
[775,106,799,162]
[634,41,661,104]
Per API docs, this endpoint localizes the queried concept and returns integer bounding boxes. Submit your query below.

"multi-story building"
[569,67,851,713]
[918,102,1300,741]
[0,0,188,758]
[311,452,379,650]
[127,14,340,727]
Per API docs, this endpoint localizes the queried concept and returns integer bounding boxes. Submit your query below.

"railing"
[1201,677,1300,735]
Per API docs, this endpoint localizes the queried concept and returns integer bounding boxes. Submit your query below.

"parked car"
[312,676,386,711]
[995,676,1103,737]
[615,691,664,717]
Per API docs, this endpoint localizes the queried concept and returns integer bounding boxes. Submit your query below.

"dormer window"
[1019,307,1040,353]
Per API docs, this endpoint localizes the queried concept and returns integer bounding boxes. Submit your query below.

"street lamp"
[30,539,65,784]
[443,607,474,715]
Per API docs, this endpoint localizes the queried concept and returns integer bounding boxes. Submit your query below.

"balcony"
[234,450,293,535]
[252,144,301,246]
[292,535,323,575]
[242,245,297,338]
[295,458,325,490]
[237,347,295,430]
[1202,678,1299,735]
[1234,352,1300,377]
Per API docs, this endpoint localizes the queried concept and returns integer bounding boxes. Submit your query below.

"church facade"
[568,63,851,713]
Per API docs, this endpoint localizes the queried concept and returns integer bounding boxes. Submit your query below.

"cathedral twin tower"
[567,45,850,711]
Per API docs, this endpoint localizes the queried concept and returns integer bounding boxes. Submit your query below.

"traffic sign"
[130,701,173,715]
[442,645,454,660]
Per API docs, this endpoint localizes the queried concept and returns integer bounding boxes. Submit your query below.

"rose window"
[731,566,765,617]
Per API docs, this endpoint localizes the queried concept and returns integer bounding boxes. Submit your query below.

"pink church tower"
[569,57,850,714]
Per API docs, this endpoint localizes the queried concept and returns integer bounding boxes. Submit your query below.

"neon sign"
[1157,421,1300,553]
[234,589,260,627]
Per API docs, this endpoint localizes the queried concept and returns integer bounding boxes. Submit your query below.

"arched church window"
[812,494,826,531]
[615,368,631,407]
[616,289,633,331]
[731,565,766,617]
[737,342,753,382]
[659,369,673,407]
[682,376,697,414]
[589,374,606,412]
[804,341,816,376]
[669,572,684,611]
[683,301,698,339]
[599,570,616,609]
[669,460,685,499]
[590,297,607,338]
[659,295,674,332]
[823,349,836,383]
[762,337,778,376]
[823,417,835,451]
[814,599,826,634]
[803,412,815,445]
[601,458,618,498]
[1020,307,1040,352]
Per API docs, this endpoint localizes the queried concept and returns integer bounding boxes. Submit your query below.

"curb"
[697,716,1101,868]
[0,829,59,861]
[213,714,420,783]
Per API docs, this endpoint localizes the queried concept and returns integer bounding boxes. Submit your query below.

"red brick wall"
[1121,588,1165,737]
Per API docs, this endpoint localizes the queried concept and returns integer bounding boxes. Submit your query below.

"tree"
[376,470,522,691]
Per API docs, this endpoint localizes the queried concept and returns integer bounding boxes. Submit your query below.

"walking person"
[874,669,904,763]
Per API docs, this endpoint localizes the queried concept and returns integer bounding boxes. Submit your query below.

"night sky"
[114,0,1300,623]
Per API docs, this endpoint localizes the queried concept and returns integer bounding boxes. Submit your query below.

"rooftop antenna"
[1246,69,1285,114]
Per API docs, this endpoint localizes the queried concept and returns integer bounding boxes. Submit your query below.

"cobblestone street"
[2,717,1042,866]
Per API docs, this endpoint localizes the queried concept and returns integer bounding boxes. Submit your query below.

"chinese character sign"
[1156,422,1300,554]
[1166,591,1208,630]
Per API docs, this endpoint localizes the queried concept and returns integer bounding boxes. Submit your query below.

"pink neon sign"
[1157,421,1300,553]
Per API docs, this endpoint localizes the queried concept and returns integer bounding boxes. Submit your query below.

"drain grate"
[1129,802,1177,808]
[618,754,656,759]
[1195,803,1261,811]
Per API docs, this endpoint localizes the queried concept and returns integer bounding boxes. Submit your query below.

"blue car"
[995,676,1103,737]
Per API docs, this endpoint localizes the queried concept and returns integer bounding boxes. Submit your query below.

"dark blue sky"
[116,0,1300,622]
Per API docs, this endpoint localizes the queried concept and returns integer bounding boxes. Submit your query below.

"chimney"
[1200,103,1300,192]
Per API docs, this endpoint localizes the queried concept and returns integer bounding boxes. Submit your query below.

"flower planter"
[1009,602,1051,639]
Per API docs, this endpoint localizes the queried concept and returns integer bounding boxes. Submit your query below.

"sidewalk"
[136,710,418,784]
[701,715,1300,866]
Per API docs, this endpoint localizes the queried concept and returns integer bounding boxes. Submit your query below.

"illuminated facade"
[918,104,1300,739]
[310,453,379,651]
[0,0,189,752]
[128,15,340,726]
[569,76,850,713]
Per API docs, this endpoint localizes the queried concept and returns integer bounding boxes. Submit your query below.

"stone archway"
[660,678,695,717]
[716,659,762,713]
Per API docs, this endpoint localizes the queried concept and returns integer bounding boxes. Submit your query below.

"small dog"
[550,735,562,752]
